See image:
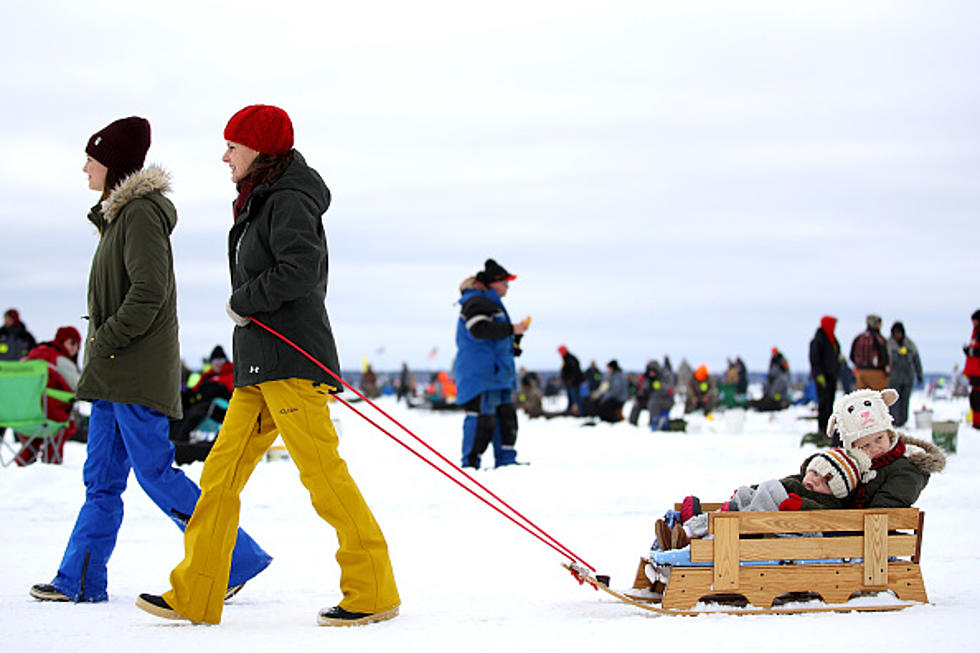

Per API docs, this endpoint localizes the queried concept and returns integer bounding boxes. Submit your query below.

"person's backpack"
[852,331,881,368]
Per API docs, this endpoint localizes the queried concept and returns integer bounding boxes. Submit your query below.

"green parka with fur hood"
[76,165,182,418]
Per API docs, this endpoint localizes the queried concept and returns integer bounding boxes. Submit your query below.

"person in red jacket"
[965,309,980,429]
[14,326,81,466]
[171,346,234,443]
[189,345,234,398]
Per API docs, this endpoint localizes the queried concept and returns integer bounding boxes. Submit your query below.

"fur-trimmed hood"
[101,165,172,223]
[899,432,947,474]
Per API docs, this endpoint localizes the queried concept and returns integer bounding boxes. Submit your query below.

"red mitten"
[680,495,702,523]
[779,493,802,511]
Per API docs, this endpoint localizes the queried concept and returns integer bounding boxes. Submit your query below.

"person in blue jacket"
[454,259,530,468]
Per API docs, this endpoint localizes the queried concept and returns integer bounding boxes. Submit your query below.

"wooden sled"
[568,506,928,615]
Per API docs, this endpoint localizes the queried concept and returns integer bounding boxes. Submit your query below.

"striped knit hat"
[806,447,872,499]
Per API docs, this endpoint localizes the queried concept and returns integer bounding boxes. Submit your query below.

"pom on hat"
[475,258,516,285]
[827,388,899,449]
[694,365,709,382]
[224,105,294,155]
[55,326,81,344]
[806,447,872,499]
[557,345,568,356]
[85,117,151,179]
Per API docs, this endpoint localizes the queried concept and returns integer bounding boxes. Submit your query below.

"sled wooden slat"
[611,507,928,615]
[705,508,920,534]
[688,534,917,563]
[712,514,740,591]
[864,513,888,585]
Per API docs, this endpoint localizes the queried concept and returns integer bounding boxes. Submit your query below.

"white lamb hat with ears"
[827,388,899,449]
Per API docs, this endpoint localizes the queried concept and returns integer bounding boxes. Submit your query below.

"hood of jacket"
[97,165,175,229]
[820,315,837,346]
[899,433,947,474]
[247,151,330,218]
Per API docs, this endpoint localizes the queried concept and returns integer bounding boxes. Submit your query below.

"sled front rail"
[634,507,927,613]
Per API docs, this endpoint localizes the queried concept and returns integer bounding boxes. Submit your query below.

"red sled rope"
[248,316,596,573]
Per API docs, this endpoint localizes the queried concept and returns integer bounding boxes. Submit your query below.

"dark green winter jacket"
[227,151,342,389]
[76,166,183,418]
[856,434,945,508]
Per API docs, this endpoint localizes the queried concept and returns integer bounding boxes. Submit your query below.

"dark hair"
[101,167,130,201]
[244,150,294,187]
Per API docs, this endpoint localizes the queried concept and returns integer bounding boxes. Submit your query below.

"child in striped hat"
[658,447,872,550]
[802,448,872,500]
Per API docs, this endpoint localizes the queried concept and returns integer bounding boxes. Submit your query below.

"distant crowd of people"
[343,309,976,446]
[6,302,978,474]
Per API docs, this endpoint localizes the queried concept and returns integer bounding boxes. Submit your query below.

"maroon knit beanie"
[224,105,294,155]
[85,117,151,179]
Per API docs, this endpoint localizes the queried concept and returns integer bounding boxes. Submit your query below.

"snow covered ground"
[2,391,978,652]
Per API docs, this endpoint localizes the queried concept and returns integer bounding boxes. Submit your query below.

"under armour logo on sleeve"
[250,365,260,373]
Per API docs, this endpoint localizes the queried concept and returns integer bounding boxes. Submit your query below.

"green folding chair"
[0,360,75,467]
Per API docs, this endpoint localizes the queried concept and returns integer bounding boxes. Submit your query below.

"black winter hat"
[86,116,151,180]
[475,258,516,285]
[208,345,228,363]
[972,309,980,322]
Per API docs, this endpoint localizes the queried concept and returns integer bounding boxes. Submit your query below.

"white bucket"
[725,409,746,434]
[913,409,933,430]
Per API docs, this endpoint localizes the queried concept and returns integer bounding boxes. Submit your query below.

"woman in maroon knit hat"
[138,105,400,627]
[30,116,270,606]
[13,326,81,466]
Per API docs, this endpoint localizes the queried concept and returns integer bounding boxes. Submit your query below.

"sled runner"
[567,506,928,615]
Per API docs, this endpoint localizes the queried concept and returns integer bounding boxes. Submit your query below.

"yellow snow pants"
[163,378,399,624]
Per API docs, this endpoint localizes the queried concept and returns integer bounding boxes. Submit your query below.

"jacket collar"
[99,165,171,223]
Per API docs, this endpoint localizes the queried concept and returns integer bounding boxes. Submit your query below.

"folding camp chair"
[191,396,229,442]
[0,360,74,467]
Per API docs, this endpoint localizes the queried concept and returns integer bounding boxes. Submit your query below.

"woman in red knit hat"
[138,105,400,627]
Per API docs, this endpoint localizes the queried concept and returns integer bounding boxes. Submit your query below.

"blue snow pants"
[50,400,272,602]
[460,389,518,469]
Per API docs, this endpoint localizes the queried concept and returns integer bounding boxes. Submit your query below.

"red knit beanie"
[55,326,81,344]
[86,117,151,178]
[224,105,294,155]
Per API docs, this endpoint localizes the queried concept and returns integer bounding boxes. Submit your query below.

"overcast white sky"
[1,0,976,377]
